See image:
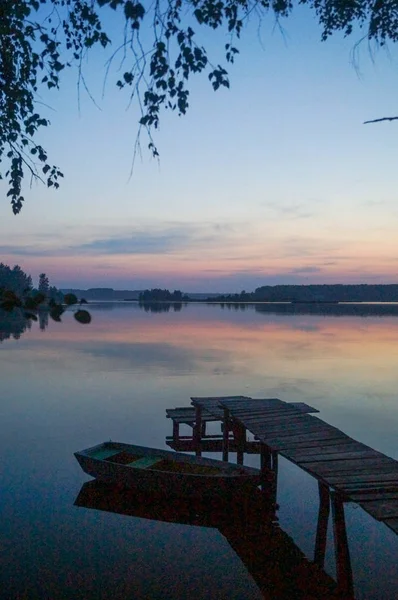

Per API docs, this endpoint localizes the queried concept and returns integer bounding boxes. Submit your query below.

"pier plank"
[303,458,398,474]
[289,401,319,413]
[290,449,382,461]
[328,473,398,485]
[265,432,348,448]
[356,501,398,520]
[348,492,398,502]
[384,519,398,535]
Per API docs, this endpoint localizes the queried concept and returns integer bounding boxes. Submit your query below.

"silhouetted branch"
[364,116,398,124]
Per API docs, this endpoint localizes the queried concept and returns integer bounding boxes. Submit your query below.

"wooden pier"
[179,396,398,536]
[167,395,398,598]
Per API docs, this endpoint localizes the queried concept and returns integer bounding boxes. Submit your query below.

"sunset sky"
[1,5,398,292]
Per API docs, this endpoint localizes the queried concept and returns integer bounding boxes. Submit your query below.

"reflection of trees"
[39,310,49,331]
[0,307,52,343]
[219,303,248,311]
[0,309,32,343]
[254,303,398,317]
[139,302,185,313]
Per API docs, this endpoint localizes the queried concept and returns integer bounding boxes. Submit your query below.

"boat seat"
[127,457,163,469]
[90,448,120,460]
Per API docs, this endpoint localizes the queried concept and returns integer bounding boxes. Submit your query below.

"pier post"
[223,408,230,462]
[260,443,275,500]
[260,443,271,470]
[235,422,246,465]
[172,421,180,443]
[194,405,202,457]
[314,482,330,568]
[331,491,354,599]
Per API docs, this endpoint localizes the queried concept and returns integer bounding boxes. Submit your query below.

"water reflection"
[139,301,185,313]
[0,308,32,342]
[75,481,345,599]
[39,309,49,331]
[254,303,398,317]
[1,303,398,598]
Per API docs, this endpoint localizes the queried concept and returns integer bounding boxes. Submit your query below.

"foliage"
[1,0,398,212]
[38,272,50,294]
[0,263,90,324]
[139,288,188,302]
[74,309,91,324]
[63,292,78,305]
[0,263,32,294]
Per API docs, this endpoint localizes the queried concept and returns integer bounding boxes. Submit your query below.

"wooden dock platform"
[167,396,398,537]
[216,397,398,537]
[166,395,398,597]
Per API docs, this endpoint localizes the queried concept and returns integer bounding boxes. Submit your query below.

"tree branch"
[364,116,398,124]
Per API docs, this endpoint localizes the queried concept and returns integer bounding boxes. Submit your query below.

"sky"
[2,3,398,292]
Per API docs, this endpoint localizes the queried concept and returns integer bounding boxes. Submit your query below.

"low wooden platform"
[166,436,262,453]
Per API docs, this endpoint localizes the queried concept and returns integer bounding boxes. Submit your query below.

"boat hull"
[75,442,262,498]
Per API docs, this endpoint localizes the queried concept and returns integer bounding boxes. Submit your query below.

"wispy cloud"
[280,236,339,259]
[261,200,316,219]
[76,230,190,255]
[289,266,323,274]
[0,221,244,259]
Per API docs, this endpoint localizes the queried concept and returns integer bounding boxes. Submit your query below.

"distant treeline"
[139,289,189,302]
[61,283,398,304]
[207,285,398,303]
[61,288,143,301]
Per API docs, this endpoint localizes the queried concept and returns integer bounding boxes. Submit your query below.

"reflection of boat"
[74,441,261,497]
[74,479,274,529]
[75,481,345,599]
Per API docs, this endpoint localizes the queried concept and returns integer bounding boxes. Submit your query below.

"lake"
[1,302,398,599]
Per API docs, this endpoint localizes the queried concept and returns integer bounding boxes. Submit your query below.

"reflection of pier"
[75,480,344,599]
[167,396,398,598]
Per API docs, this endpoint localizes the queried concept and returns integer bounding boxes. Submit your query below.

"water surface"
[1,302,398,599]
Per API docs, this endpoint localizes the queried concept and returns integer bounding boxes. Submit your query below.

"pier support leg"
[172,421,180,442]
[314,482,330,568]
[223,408,230,462]
[260,443,276,502]
[236,422,246,465]
[260,443,271,471]
[271,452,279,506]
[331,492,354,599]
[194,406,202,457]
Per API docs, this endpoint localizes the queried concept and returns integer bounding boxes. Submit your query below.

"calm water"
[1,302,398,599]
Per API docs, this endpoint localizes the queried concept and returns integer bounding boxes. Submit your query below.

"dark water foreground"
[1,302,398,599]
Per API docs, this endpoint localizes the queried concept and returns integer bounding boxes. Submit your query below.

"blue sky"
[1,4,398,292]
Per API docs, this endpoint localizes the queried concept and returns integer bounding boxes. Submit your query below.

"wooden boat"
[74,441,262,497]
